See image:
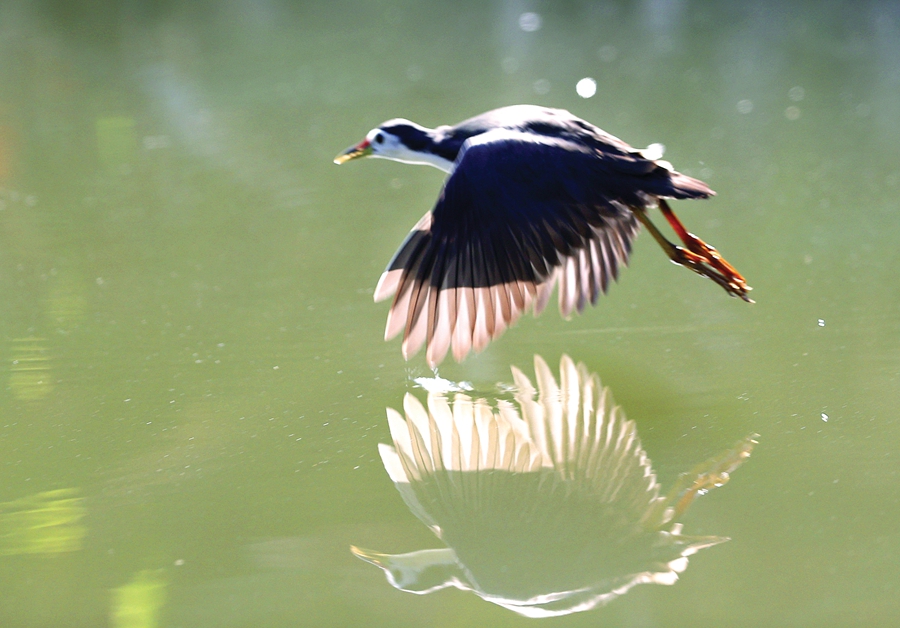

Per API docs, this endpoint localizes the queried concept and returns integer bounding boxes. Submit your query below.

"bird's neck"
[399,148,456,173]
[425,125,469,171]
[379,124,470,173]
[396,126,458,173]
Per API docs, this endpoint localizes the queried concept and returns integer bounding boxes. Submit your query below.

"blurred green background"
[0,1,898,626]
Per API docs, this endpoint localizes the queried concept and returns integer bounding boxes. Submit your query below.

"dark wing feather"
[376,128,713,366]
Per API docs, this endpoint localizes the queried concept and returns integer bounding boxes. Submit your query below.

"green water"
[1,1,898,626]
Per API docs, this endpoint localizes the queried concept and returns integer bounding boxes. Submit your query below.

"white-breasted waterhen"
[335,105,751,366]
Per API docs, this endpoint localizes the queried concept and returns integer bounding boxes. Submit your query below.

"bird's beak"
[334,139,372,165]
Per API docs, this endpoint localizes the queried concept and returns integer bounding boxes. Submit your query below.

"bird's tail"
[664,170,715,199]
[639,166,714,200]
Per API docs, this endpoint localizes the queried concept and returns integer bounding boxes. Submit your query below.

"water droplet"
[575,77,596,98]
[737,99,753,114]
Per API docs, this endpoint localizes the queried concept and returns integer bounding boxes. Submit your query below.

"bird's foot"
[653,198,753,301]
[669,236,753,302]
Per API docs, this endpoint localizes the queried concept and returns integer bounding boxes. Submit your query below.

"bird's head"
[334,119,453,172]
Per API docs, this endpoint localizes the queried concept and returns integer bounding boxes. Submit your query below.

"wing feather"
[375,128,707,363]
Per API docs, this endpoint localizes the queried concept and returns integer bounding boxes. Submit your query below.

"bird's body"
[336,105,751,366]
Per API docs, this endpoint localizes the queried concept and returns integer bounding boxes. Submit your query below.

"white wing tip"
[374,269,402,303]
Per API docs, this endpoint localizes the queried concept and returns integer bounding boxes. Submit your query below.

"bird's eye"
[374,133,384,144]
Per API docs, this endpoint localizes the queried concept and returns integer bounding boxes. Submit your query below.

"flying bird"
[335,105,751,366]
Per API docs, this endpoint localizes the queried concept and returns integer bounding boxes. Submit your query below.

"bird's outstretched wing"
[374,129,711,366]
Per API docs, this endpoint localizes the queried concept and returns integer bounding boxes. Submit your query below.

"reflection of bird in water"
[352,355,757,618]
[335,106,752,366]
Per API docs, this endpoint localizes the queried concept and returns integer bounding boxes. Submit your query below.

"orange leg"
[632,202,753,302]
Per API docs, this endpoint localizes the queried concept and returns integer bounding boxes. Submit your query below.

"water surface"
[1,1,898,626]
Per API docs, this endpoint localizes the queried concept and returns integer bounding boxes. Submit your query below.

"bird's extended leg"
[658,199,752,298]
[631,203,753,302]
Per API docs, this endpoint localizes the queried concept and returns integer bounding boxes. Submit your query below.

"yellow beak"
[334,139,372,164]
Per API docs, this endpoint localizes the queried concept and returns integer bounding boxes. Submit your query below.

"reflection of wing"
[368,355,755,618]
[380,354,663,531]
[512,355,661,517]
[378,391,544,535]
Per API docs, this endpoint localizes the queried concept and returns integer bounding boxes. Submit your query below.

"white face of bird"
[364,127,416,161]
[334,121,454,172]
